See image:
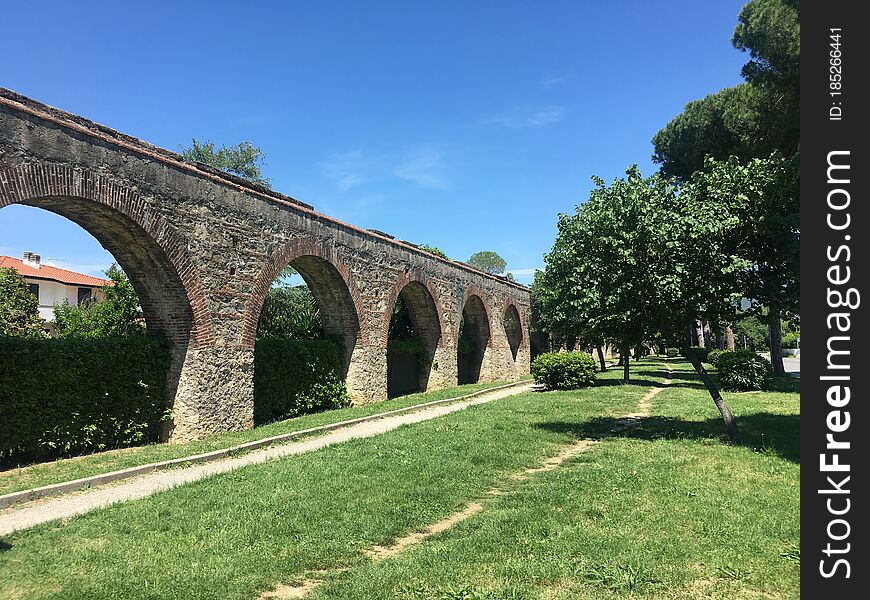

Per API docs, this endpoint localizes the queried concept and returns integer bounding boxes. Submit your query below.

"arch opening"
[0,199,196,457]
[458,294,490,384]
[503,304,522,361]
[387,281,442,398]
[252,253,360,423]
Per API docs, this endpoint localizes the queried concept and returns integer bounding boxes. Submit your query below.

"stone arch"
[458,292,492,384]
[383,275,444,396]
[0,164,212,347]
[503,303,523,361]
[244,237,363,376]
[0,165,213,434]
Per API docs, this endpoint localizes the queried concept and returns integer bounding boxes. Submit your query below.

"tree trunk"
[683,343,740,443]
[695,319,704,347]
[596,345,606,372]
[724,324,736,351]
[565,336,577,352]
[768,307,785,375]
[622,349,630,383]
[702,319,713,349]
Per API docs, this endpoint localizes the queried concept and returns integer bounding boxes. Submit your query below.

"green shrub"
[707,348,733,367]
[254,338,350,423]
[531,351,597,390]
[717,350,774,391]
[0,335,171,463]
[665,347,681,357]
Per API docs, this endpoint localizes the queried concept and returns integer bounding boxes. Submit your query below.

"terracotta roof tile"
[0,256,112,287]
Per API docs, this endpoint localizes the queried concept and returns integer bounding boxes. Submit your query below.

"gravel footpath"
[0,383,533,537]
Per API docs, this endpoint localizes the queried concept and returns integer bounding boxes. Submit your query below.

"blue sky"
[0,1,748,284]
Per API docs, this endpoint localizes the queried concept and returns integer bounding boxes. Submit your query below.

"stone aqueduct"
[0,89,531,441]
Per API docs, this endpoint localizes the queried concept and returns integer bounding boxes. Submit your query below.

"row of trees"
[532,0,799,442]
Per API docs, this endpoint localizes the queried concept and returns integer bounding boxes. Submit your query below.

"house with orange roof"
[0,252,111,322]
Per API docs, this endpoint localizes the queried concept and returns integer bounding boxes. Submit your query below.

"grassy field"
[0,359,799,599]
[0,380,521,497]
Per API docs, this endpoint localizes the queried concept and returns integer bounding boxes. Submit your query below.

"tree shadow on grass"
[536,412,800,464]
[594,377,705,390]
[0,540,11,551]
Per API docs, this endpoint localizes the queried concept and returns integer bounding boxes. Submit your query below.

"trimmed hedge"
[707,348,733,367]
[0,335,171,463]
[717,350,774,391]
[254,338,350,424]
[531,351,597,390]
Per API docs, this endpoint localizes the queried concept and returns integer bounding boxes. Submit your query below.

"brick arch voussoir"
[243,237,366,348]
[0,163,213,348]
[380,268,446,348]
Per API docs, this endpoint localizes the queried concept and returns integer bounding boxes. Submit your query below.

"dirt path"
[0,383,534,537]
[259,366,674,599]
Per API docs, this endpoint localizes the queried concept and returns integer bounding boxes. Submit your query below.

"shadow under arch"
[386,280,443,396]
[2,195,207,425]
[458,293,491,384]
[245,240,363,377]
[503,303,523,361]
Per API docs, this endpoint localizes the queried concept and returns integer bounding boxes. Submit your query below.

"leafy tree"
[256,286,323,340]
[652,0,799,180]
[0,267,45,338]
[688,154,799,373]
[467,251,507,275]
[541,166,746,440]
[180,139,271,188]
[53,264,145,338]
[417,244,449,260]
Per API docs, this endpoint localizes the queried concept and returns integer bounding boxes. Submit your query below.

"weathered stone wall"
[0,88,531,442]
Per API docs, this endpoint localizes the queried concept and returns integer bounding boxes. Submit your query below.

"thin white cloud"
[487,106,565,129]
[394,146,449,189]
[507,268,541,277]
[540,74,570,90]
[318,151,368,191]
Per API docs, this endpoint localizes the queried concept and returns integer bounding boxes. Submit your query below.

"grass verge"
[0,363,654,599]
[0,380,523,497]
[0,360,798,599]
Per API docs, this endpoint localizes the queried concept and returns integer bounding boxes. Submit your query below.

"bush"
[665,347,681,357]
[531,351,597,390]
[0,335,171,463]
[254,338,350,423]
[707,348,733,367]
[717,350,774,391]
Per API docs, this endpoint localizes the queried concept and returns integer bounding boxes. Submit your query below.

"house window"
[28,283,39,300]
[77,287,93,305]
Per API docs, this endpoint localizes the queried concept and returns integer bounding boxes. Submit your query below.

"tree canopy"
[467,251,507,275]
[180,139,271,188]
[0,267,45,338]
[53,265,145,338]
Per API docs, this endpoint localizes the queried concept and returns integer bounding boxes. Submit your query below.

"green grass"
[0,379,521,497]
[0,359,799,599]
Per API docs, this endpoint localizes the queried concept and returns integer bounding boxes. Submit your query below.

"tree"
[0,267,45,338]
[256,286,323,340]
[53,264,145,338]
[417,244,449,260]
[688,154,799,374]
[467,251,507,275]
[541,168,674,383]
[180,139,271,188]
[540,166,747,440]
